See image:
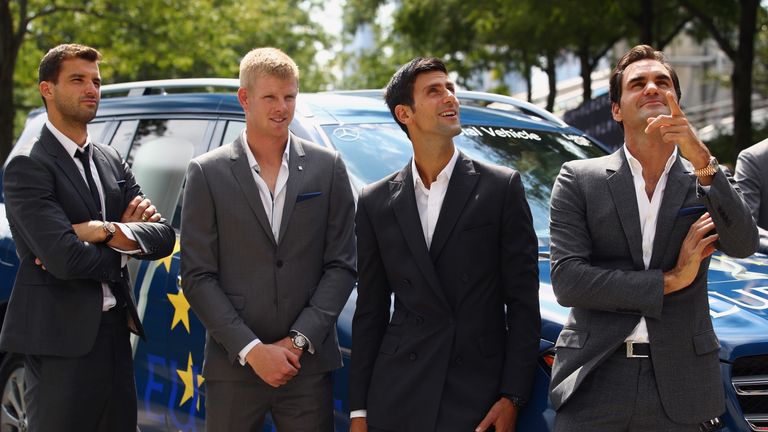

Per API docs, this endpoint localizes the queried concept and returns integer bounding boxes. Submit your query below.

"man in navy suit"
[1,44,175,432]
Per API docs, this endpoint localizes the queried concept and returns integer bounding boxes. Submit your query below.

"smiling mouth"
[439,111,457,117]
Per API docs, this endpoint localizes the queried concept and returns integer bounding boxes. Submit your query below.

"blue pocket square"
[297,191,322,203]
[678,205,706,217]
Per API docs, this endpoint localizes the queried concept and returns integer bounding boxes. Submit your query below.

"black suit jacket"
[0,125,175,357]
[349,152,540,432]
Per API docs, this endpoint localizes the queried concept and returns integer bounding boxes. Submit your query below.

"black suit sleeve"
[499,171,540,399]
[349,189,392,412]
[3,154,122,281]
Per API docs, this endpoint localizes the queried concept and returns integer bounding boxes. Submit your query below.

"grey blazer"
[548,150,757,424]
[735,138,768,253]
[180,133,356,381]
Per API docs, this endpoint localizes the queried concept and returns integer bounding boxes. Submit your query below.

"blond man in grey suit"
[181,48,356,431]
[549,45,757,431]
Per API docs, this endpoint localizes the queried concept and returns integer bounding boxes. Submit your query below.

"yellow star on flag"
[167,289,191,333]
[176,353,205,410]
[158,238,181,272]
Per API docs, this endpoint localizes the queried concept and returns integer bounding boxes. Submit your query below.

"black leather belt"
[620,341,651,358]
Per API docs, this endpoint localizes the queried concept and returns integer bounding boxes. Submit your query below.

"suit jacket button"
[409,352,417,361]
[461,273,469,282]
[415,316,424,325]
[276,260,284,268]
[402,278,410,286]
[454,356,463,365]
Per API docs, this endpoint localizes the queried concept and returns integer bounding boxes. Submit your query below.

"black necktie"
[74,146,103,219]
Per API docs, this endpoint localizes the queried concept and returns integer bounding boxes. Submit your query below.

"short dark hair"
[384,57,448,136]
[608,44,681,107]
[38,44,101,84]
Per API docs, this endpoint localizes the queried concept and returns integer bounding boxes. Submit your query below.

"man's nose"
[644,82,659,94]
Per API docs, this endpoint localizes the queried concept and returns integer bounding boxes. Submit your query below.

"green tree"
[2,0,330,164]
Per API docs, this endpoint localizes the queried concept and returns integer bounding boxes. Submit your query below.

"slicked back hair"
[385,57,448,136]
[609,44,681,108]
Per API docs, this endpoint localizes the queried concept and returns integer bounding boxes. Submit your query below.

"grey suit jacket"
[735,138,768,253]
[548,149,757,424]
[180,133,356,381]
[0,125,176,357]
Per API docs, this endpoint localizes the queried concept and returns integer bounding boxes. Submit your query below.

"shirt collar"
[623,144,677,179]
[412,147,459,190]
[46,120,92,158]
[241,130,291,173]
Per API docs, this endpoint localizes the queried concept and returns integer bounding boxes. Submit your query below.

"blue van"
[1,79,766,431]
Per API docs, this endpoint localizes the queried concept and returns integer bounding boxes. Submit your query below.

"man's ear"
[39,81,53,101]
[237,87,248,110]
[395,104,412,125]
[611,102,622,123]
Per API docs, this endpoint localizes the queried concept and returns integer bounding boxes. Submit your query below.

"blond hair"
[239,47,300,89]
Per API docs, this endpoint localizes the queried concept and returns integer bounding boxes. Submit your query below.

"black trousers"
[24,307,137,432]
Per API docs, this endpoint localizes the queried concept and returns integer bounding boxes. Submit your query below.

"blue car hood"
[539,251,768,362]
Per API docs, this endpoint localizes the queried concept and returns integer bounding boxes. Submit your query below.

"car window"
[222,120,245,146]
[126,119,210,228]
[322,123,605,243]
[110,120,140,158]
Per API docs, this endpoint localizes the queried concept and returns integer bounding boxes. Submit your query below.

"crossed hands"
[245,337,303,387]
[35,196,161,269]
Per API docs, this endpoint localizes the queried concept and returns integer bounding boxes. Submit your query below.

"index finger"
[666,91,683,116]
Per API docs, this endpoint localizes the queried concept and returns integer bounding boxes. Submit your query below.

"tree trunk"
[0,0,18,164]
[545,49,557,112]
[639,0,654,45]
[731,0,758,161]
[578,42,592,102]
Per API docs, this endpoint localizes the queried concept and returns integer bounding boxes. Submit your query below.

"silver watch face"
[293,334,307,348]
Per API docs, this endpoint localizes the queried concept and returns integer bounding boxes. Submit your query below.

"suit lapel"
[605,150,645,270]
[91,145,121,220]
[650,157,691,269]
[229,136,277,246]
[429,152,479,262]
[40,126,101,219]
[390,164,451,310]
[278,134,306,244]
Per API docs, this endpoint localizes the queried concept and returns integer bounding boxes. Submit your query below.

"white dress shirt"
[236,131,314,365]
[413,148,459,249]
[46,121,139,312]
[623,145,678,343]
[350,148,459,419]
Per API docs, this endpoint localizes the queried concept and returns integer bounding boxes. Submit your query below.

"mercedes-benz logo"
[333,126,360,141]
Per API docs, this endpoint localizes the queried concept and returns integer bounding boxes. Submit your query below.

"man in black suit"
[349,57,540,432]
[0,44,175,432]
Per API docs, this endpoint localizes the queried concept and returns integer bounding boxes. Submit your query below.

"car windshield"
[322,123,606,244]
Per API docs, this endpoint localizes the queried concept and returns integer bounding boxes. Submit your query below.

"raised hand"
[644,91,710,166]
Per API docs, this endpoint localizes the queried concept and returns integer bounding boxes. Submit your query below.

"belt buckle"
[626,341,648,358]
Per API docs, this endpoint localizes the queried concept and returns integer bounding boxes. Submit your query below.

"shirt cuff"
[110,223,143,255]
[350,410,367,418]
[292,329,315,354]
[238,338,262,366]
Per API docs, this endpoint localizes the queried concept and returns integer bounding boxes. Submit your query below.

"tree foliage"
[1,0,330,164]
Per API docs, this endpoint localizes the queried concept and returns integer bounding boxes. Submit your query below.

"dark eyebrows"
[626,72,672,87]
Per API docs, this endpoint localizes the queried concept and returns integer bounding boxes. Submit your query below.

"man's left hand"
[644,91,711,168]
[275,336,304,359]
[475,397,518,432]
[121,196,161,223]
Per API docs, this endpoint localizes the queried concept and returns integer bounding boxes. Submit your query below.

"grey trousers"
[554,350,701,432]
[205,371,333,432]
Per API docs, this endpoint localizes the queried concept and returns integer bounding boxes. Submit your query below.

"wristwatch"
[290,331,309,351]
[102,221,116,243]
[501,393,527,409]
[692,156,718,177]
